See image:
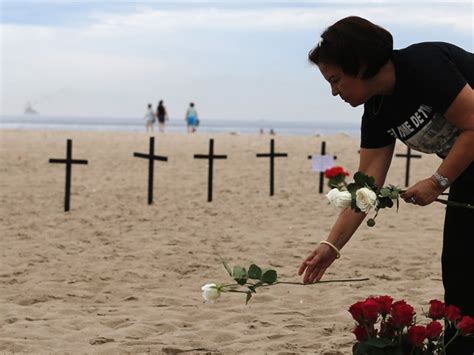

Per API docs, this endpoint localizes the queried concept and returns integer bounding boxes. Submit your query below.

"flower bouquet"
[324,168,474,227]
[349,296,474,354]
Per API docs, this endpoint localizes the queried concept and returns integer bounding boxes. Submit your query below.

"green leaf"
[354,172,368,186]
[364,338,397,348]
[367,218,376,227]
[233,266,247,285]
[352,343,361,355]
[366,176,376,189]
[351,199,358,210]
[245,291,252,305]
[233,265,246,278]
[261,269,277,284]
[380,188,391,198]
[390,191,400,200]
[248,264,262,280]
[377,197,393,209]
[377,198,387,209]
[353,343,403,355]
[347,183,358,194]
[221,258,233,277]
[236,278,247,285]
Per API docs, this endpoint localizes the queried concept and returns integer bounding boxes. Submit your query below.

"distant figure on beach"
[144,103,155,132]
[156,100,168,133]
[185,102,199,133]
[299,16,474,353]
[269,128,276,135]
[259,128,264,135]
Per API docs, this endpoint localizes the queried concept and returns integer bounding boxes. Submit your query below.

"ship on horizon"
[24,102,39,115]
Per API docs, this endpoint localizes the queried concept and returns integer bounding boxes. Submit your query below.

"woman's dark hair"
[308,16,393,79]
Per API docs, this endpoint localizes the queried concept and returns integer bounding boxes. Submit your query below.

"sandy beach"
[0,129,446,354]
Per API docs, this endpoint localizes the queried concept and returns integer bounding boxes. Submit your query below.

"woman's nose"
[331,87,339,96]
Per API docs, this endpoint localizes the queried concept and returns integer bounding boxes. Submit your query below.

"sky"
[0,0,472,122]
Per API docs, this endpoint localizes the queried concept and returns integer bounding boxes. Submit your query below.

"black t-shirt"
[361,42,474,157]
[157,105,166,120]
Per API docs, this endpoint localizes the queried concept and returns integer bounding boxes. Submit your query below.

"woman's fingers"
[298,259,313,276]
[307,267,326,284]
[298,262,307,275]
[302,254,321,283]
[303,264,326,284]
[298,251,317,275]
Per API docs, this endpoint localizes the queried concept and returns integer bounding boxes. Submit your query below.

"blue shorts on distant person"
[187,116,197,126]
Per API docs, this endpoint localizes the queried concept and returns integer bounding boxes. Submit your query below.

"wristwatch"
[432,172,450,188]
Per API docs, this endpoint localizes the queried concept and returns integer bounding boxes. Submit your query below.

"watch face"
[434,173,448,187]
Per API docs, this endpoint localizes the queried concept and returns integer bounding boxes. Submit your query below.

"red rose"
[445,305,462,323]
[361,299,379,324]
[324,166,349,179]
[349,301,365,322]
[390,300,415,328]
[352,325,368,341]
[408,325,427,347]
[371,295,393,316]
[425,320,443,340]
[428,300,445,320]
[456,316,474,335]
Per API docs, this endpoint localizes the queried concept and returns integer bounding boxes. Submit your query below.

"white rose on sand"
[355,187,377,213]
[326,188,352,209]
[201,283,221,302]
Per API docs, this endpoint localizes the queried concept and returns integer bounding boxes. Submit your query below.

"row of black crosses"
[49,138,421,212]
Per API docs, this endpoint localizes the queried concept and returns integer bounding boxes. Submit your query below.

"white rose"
[355,187,377,213]
[326,188,352,209]
[201,283,221,302]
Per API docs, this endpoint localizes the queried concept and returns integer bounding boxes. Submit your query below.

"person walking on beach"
[144,103,155,132]
[185,102,199,133]
[156,100,168,133]
[298,16,474,354]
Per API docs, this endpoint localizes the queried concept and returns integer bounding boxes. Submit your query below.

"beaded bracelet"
[319,240,341,259]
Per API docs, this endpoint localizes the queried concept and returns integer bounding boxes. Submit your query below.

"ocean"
[0,115,360,136]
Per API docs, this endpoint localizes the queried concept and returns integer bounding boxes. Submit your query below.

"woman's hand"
[400,176,444,206]
[298,243,338,284]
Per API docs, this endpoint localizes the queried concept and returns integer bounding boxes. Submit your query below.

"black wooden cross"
[256,139,288,196]
[49,139,88,212]
[133,137,168,205]
[194,139,227,202]
[395,146,422,187]
[307,141,337,193]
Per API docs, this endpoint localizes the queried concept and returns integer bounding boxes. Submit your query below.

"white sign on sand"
[311,155,334,172]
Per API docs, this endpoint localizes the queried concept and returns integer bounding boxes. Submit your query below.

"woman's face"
[318,62,372,107]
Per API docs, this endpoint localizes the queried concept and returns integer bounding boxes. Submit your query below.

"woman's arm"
[437,84,474,180]
[401,84,474,205]
[298,142,395,283]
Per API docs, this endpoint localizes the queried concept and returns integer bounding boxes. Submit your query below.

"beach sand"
[0,129,445,353]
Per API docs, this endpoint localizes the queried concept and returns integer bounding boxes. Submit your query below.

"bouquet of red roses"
[349,296,474,354]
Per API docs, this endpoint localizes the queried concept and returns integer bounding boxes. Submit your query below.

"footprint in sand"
[89,336,115,345]
[101,317,133,330]
[17,295,62,306]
